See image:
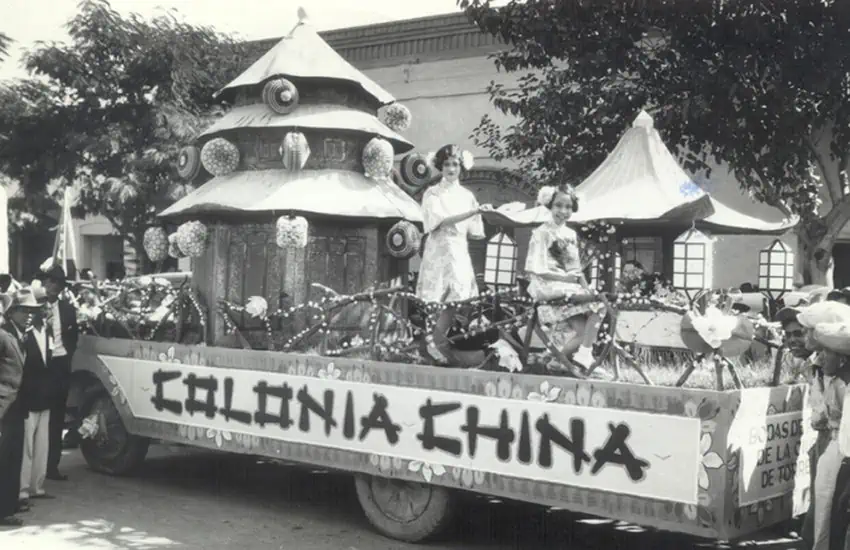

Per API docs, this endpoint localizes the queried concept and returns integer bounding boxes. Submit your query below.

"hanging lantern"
[167,233,185,259]
[200,138,240,177]
[380,102,412,132]
[262,78,300,115]
[175,221,209,258]
[385,220,421,259]
[672,228,714,295]
[276,216,309,249]
[399,153,434,190]
[362,137,394,180]
[758,239,795,295]
[143,227,169,263]
[176,145,202,181]
[279,132,311,170]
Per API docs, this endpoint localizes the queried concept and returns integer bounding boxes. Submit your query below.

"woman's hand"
[478,203,494,213]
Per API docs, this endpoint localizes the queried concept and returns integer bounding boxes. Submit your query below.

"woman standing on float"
[416,144,492,351]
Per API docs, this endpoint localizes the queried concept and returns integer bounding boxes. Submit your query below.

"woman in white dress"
[416,144,492,362]
[525,184,606,370]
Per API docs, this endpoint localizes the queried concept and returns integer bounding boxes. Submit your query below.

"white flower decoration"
[408,460,446,483]
[536,185,557,207]
[576,385,592,406]
[489,340,522,373]
[206,428,233,448]
[78,413,100,439]
[108,375,127,405]
[527,381,562,403]
[698,433,724,490]
[460,150,475,170]
[245,296,268,319]
[690,305,737,348]
[318,363,342,380]
[685,400,699,417]
[158,346,182,364]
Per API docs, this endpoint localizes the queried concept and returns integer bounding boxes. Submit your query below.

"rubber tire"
[354,474,457,543]
[79,392,150,476]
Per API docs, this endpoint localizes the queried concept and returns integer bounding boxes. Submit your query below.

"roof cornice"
[247,12,505,70]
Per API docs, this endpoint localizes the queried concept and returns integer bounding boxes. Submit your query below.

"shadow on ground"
[0,448,808,550]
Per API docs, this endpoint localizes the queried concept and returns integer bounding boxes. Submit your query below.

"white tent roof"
[567,111,797,234]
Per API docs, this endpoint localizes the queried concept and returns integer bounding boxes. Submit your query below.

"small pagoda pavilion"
[158,11,423,344]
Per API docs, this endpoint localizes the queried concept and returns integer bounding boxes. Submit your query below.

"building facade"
[69,11,801,288]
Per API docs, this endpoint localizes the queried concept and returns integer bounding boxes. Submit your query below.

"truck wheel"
[354,474,456,543]
[79,392,150,476]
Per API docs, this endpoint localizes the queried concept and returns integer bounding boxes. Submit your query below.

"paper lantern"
[200,138,240,177]
[167,233,185,259]
[381,103,412,132]
[262,78,299,115]
[386,221,421,259]
[362,137,394,180]
[143,227,169,263]
[758,239,795,294]
[280,132,311,170]
[175,221,208,258]
[399,153,433,189]
[672,228,714,294]
[176,146,202,180]
[276,216,309,249]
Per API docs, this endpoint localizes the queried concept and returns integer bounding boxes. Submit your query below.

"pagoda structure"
[157,11,424,344]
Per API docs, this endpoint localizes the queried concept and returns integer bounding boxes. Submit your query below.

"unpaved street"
[0,445,805,550]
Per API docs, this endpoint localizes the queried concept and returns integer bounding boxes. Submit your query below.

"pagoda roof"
[216,20,396,106]
[199,103,413,154]
[159,169,422,223]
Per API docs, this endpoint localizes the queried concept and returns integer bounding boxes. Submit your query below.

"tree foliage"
[0,0,247,271]
[460,0,850,283]
[0,32,11,62]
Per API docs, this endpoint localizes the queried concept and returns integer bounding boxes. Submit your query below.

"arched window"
[484,232,518,289]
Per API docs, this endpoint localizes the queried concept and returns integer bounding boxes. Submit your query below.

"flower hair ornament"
[536,186,558,207]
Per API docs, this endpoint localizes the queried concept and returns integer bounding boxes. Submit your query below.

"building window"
[588,253,622,290]
[621,237,662,274]
[484,232,517,289]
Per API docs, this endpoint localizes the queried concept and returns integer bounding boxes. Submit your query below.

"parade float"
[66,12,815,544]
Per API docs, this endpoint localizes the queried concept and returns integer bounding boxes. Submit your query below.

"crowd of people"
[0,263,78,527]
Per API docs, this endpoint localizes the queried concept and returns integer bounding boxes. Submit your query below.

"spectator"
[826,286,850,306]
[0,292,26,526]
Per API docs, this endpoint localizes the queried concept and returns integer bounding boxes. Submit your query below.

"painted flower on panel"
[206,428,232,448]
[560,386,607,408]
[184,350,207,366]
[108,375,127,405]
[318,362,342,380]
[408,460,446,483]
[343,367,372,383]
[527,381,562,403]
[369,454,404,474]
[749,498,774,525]
[484,378,524,399]
[451,467,487,489]
[158,346,182,364]
[699,433,724,490]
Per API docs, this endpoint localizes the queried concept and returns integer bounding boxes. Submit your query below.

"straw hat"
[812,322,850,355]
[797,301,850,329]
[8,286,47,311]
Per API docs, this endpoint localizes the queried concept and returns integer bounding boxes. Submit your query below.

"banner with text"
[105,357,703,504]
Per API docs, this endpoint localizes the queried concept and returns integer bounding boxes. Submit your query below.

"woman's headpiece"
[430,144,475,172]
[536,186,557,207]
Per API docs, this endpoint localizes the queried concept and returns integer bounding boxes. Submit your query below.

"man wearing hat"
[37,263,78,481]
[4,286,53,506]
[0,292,26,526]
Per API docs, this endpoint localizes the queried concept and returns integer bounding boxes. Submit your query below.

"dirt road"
[0,444,805,550]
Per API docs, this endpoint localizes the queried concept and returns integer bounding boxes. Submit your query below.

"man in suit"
[0,292,26,526]
[6,286,53,505]
[38,265,78,481]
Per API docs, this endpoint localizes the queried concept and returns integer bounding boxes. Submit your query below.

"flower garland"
[143,227,169,263]
[176,221,209,258]
[380,103,412,132]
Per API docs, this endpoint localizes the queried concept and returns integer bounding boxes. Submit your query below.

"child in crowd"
[524,184,606,370]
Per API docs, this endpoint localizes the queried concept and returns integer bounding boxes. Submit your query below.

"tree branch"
[805,136,839,207]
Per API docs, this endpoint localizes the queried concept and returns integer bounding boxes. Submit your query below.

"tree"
[459,0,850,284]
[0,32,11,62]
[0,0,247,273]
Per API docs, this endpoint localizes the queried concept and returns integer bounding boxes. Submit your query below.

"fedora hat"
[9,286,47,311]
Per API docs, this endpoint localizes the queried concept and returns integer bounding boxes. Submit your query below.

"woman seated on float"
[795,300,850,550]
[524,184,606,370]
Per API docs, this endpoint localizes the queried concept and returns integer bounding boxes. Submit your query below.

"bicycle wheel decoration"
[280,132,310,170]
[399,153,433,190]
[168,233,185,259]
[380,102,412,132]
[143,227,169,263]
[362,137,394,180]
[176,221,209,258]
[262,77,300,115]
[176,145,202,181]
[200,138,240,177]
[276,216,309,249]
[385,220,421,259]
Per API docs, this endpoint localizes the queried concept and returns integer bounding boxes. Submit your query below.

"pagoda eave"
[159,169,423,223]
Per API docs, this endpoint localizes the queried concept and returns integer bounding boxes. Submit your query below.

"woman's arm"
[431,204,492,234]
